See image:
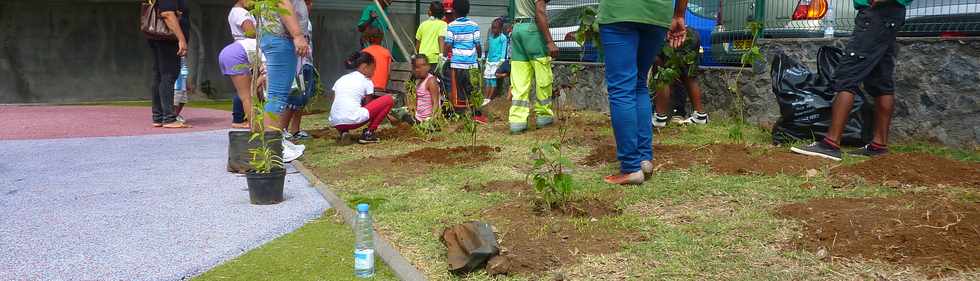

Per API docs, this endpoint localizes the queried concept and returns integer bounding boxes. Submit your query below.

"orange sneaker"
[603,171,645,185]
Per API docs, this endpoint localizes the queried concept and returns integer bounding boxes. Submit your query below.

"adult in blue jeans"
[599,0,689,185]
[259,0,310,131]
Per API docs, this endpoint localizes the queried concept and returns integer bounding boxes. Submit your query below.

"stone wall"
[553,37,979,148]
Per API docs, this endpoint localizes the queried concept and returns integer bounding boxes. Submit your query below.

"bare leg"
[230,75,253,127]
[872,94,895,145]
[826,91,856,144]
[289,111,303,133]
[683,76,704,113]
[485,85,496,101]
[174,103,185,116]
[278,109,296,133]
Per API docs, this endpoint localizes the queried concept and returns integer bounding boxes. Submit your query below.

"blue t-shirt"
[486,34,508,63]
[445,17,480,69]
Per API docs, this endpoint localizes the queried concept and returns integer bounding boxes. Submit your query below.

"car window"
[549,6,585,27]
[688,0,720,19]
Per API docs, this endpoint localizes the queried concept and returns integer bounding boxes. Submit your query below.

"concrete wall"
[0,0,416,104]
[554,37,980,148]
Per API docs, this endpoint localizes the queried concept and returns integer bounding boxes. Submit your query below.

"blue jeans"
[260,35,297,114]
[600,22,667,173]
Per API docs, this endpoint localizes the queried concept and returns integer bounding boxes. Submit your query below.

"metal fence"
[712,0,980,65]
[536,0,980,64]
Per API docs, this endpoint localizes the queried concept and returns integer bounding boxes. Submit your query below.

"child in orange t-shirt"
[361,26,392,91]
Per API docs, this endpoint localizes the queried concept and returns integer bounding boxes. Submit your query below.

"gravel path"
[0,130,329,280]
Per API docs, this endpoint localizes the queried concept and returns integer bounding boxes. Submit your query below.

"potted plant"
[240,0,290,204]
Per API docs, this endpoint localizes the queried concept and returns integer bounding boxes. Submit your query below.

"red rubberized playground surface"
[0,106,231,140]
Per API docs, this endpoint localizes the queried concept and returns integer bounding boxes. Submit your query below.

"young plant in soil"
[527,111,575,209]
[406,78,447,141]
[726,21,765,143]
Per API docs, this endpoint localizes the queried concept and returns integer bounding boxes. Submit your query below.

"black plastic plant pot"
[246,170,286,205]
[228,131,284,174]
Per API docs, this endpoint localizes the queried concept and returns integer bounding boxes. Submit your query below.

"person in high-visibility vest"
[507,0,558,134]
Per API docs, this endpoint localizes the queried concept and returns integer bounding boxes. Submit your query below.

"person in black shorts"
[651,27,708,127]
[792,0,908,161]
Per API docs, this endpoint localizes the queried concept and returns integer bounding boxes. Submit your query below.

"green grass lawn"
[294,106,979,281]
[193,210,399,281]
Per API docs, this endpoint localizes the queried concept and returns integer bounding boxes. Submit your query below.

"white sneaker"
[653,114,669,128]
[282,139,305,153]
[481,98,492,107]
[686,112,709,125]
[282,145,302,163]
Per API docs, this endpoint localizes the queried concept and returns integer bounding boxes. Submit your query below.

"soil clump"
[581,144,823,176]
[395,146,500,165]
[834,153,980,188]
[479,196,637,276]
[777,195,980,277]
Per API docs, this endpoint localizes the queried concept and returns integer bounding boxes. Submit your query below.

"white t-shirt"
[228,7,255,41]
[329,71,374,126]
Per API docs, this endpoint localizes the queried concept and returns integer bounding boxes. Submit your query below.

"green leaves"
[575,6,603,58]
[528,141,576,207]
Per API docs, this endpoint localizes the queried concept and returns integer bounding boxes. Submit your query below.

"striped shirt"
[445,17,480,69]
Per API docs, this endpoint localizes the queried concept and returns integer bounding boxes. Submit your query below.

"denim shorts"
[260,35,297,114]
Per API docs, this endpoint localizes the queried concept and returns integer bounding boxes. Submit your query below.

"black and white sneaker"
[849,144,889,157]
[791,141,842,161]
[358,131,380,144]
[686,111,709,125]
[653,114,669,128]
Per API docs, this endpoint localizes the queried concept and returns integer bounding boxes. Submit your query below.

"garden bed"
[299,109,980,280]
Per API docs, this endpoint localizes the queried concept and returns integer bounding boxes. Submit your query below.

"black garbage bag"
[770,46,873,146]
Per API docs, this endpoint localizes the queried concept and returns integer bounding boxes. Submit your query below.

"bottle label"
[354,249,374,270]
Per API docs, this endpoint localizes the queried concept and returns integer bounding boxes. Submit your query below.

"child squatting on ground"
[792,0,910,161]
[329,52,395,145]
[411,54,441,123]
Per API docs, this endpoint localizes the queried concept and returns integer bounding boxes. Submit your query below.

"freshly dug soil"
[307,128,338,139]
[835,153,980,188]
[778,195,980,276]
[480,198,638,276]
[315,146,499,183]
[581,144,826,176]
[380,123,419,141]
[546,197,623,218]
[394,146,500,165]
[708,144,831,176]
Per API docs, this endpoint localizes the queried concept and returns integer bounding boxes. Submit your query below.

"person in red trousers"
[329,51,394,144]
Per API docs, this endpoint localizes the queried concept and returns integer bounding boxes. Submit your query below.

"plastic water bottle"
[354,203,375,278]
[175,58,189,91]
[824,2,836,38]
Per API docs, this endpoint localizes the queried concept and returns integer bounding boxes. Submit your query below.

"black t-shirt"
[157,0,190,39]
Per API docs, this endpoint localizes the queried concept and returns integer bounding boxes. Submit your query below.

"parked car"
[712,0,980,65]
[903,0,980,37]
[546,0,720,64]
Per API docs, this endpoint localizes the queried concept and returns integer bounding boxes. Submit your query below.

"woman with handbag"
[144,0,190,128]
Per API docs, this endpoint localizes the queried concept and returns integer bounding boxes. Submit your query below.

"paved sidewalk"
[0,129,329,280]
[0,105,232,140]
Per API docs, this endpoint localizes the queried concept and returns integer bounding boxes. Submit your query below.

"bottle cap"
[357,203,370,212]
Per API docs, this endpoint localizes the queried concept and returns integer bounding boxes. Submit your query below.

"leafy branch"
[726,20,765,143]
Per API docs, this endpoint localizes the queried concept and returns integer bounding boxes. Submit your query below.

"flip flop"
[152,123,163,127]
[162,122,193,129]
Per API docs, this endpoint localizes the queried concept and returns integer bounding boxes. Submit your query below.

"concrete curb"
[293,161,428,281]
